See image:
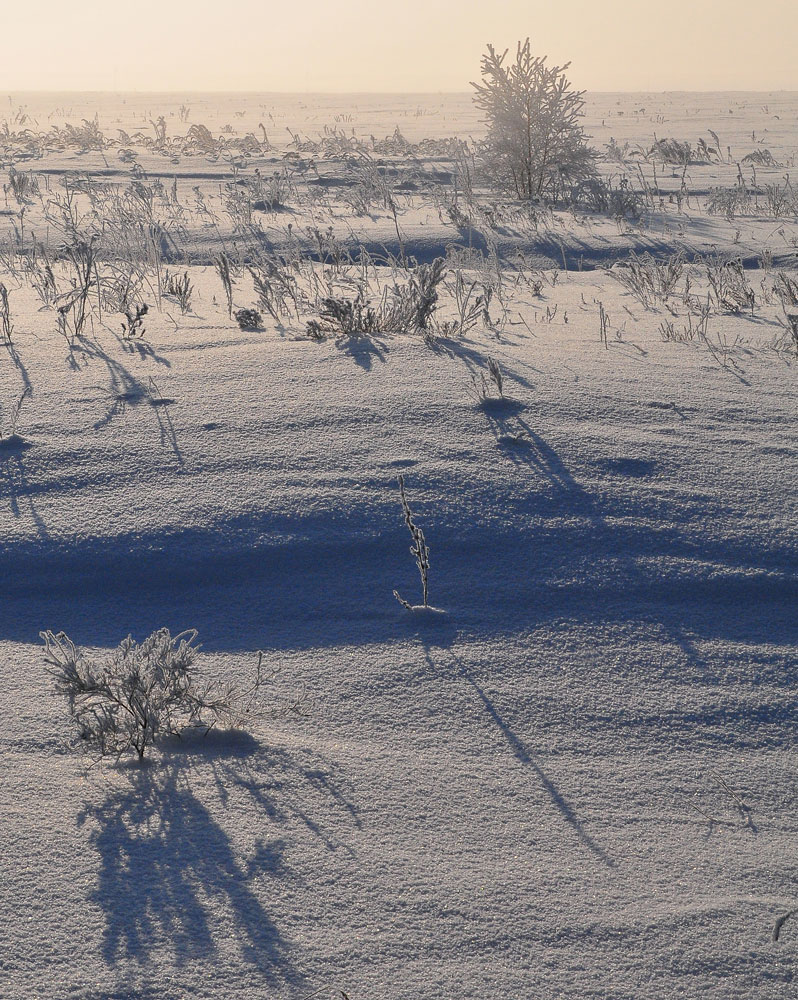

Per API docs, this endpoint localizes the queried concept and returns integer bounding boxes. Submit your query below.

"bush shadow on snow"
[77,738,359,978]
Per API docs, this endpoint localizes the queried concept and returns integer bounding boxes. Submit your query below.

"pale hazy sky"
[4,0,798,92]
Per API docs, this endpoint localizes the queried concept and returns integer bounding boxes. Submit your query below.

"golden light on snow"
[3,0,798,92]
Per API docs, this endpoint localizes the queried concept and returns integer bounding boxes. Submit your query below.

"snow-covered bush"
[41,628,266,760]
[120,302,148,339]
[164,269,193,313]
[55,237,98,344]
[705,255,755,314]
[706,185,752,220]
[569,176,644,221]
[215,251,234,317]
[471,39,596,202]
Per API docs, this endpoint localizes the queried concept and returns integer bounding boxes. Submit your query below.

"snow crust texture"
[0,92,797,999]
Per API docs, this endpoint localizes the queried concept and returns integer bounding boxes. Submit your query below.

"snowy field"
[0,92,797,999]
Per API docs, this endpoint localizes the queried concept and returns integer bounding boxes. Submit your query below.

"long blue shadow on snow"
[1,510,795,658]
[159,219,788,270]
[464,667,615,867]
[415,626,616,862]
[79,762,294,975]
[1,420,795,655]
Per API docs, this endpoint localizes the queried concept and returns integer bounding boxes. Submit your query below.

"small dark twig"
[774,909,798,942]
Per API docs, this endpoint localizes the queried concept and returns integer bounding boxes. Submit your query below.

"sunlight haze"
[3,0,798,92]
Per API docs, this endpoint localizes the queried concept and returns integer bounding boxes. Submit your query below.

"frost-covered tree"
[471,39,596,201]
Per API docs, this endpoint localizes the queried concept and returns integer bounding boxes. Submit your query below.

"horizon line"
[3,88,798,96]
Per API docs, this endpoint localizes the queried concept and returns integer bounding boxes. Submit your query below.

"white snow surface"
[0,95,797,1000]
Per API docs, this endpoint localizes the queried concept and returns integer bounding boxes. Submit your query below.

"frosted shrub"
[121,303,148,339]
[306,258,446,340]
[470,356,504,402]
[306,288,383,339]
[55,237,98,344]
[214,251,234,317]
[610,251,685,309]
[6,166,40,204]
[705,256,755,314]
[41,628,267,760]
[164,269,193,313]
[570,176,644,221]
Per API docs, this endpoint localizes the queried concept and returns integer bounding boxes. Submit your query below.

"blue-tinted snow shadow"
[211,226,725,271]
[4,521,794,657]
[0,429,795,659]
[0,443,50,539]
[335,332,388,369]
[77,739,358,978]
[4,339,33,395]
[465,669,615,866]
[414,626,615,863]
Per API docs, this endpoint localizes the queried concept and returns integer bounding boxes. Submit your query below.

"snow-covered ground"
[0,94,796,999]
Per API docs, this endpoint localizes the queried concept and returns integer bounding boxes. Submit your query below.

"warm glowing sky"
[4,0,798,92]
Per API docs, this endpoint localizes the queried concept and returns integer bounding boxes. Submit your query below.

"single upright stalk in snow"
[394,475,430,610]
[0,282,13,342]
[215,251,234,317]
